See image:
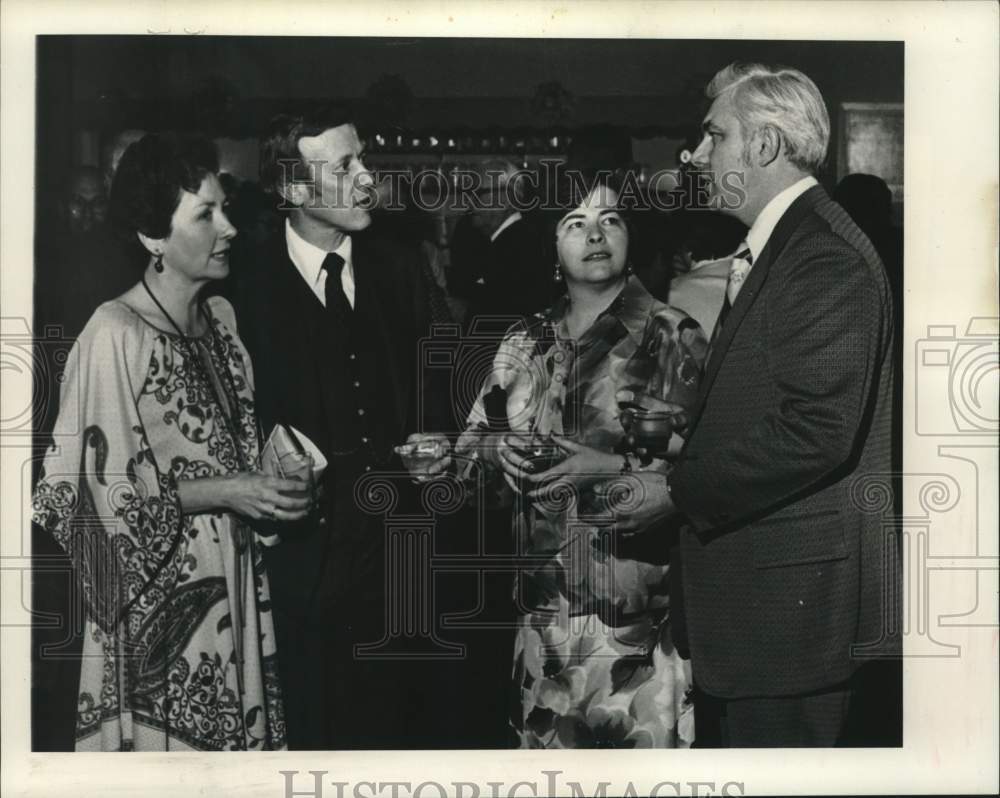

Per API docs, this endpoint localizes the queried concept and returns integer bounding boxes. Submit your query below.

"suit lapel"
[686,185,825,437]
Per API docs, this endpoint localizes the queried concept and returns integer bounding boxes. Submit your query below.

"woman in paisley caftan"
[32,134,311,751]
[400,178,708,748]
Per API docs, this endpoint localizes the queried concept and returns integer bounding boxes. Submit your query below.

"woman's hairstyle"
[259,104,355,196]
[109,133,219,240]
[707,62,830,173]
[541,168,634,264]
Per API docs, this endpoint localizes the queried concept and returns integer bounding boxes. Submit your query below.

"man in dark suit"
[230,107,434,750]
[608,63,898,746]
[449,159,556,326]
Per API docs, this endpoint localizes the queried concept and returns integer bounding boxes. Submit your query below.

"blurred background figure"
[667,209,747,335]
[63,165,108,234]
[832,173,902,303]
[100,128,146,195]
[449,158,554,326]
[217,173,284,250]
[36,165,136,347]
[367,202,457,325]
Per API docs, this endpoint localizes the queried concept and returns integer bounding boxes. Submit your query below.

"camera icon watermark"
[416,319,576,436]
[0,317,80,438]
[915,317,999,436]
[903,316,1000,656]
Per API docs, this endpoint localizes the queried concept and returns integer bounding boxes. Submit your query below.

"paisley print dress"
[456,277,707,749]
[32,296,286,751]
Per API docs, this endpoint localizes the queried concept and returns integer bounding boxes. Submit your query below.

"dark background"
[36,37,904,203]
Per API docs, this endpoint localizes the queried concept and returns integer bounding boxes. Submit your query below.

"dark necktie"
[321,252,352,322]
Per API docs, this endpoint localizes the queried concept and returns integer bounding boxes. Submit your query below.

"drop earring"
[154,252,164,273]
[626,262,634,276]
[553,264,562,282]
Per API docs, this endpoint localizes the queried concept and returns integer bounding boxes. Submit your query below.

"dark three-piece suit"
[230,225,438,749]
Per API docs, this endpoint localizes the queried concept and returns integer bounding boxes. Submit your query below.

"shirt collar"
[490,211,523,242]
[543,275,656,345]
[745,176,818,262]
[285,218,353,288]
[689,255,732,273]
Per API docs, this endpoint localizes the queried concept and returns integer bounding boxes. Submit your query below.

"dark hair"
[109,133,219,240]
[259,104,356,195]
[541,168,634,264]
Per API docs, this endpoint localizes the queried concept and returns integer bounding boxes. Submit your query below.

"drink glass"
[619,407,676,464]
[625,410,675,454]
[277,450,315,501]
[398,437,446,479]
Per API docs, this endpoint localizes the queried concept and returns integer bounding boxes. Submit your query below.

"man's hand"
[593,470,677,534]
[395,433,452,482]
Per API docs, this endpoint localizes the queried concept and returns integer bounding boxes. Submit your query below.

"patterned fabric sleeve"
[636,305,707,416]
[616,305,707,483]
[205,294,278,549]
[31,303,187,634]
[454,323,545,505]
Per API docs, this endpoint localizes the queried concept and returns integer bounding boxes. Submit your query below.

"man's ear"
[136,231,166,257]
[755,125,782,168]
[279,180,309,208]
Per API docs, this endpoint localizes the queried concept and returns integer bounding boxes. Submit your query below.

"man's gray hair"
[707,62,830,172]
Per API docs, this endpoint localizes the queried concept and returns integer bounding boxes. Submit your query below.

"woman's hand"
[220,473,313,522]
[496,433,621,499]
[493,433,534,494]
[616,389,689,425]
[395,433,453,482]
[523,435,624,500]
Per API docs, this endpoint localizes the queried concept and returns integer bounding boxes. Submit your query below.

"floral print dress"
[456,277,707,748]
[32,296,286,751]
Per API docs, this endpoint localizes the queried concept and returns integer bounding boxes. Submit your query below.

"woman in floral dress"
[32,134,311,750]
[400,179,707,748]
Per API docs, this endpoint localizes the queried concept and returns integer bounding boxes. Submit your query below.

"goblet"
[623,410,675,453]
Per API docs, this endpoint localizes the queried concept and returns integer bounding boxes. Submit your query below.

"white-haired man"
[606,63,898,746]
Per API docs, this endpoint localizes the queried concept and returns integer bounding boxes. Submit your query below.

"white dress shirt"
[490,211,523,242]
[744,176,818,264]
[285,219,355,308]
